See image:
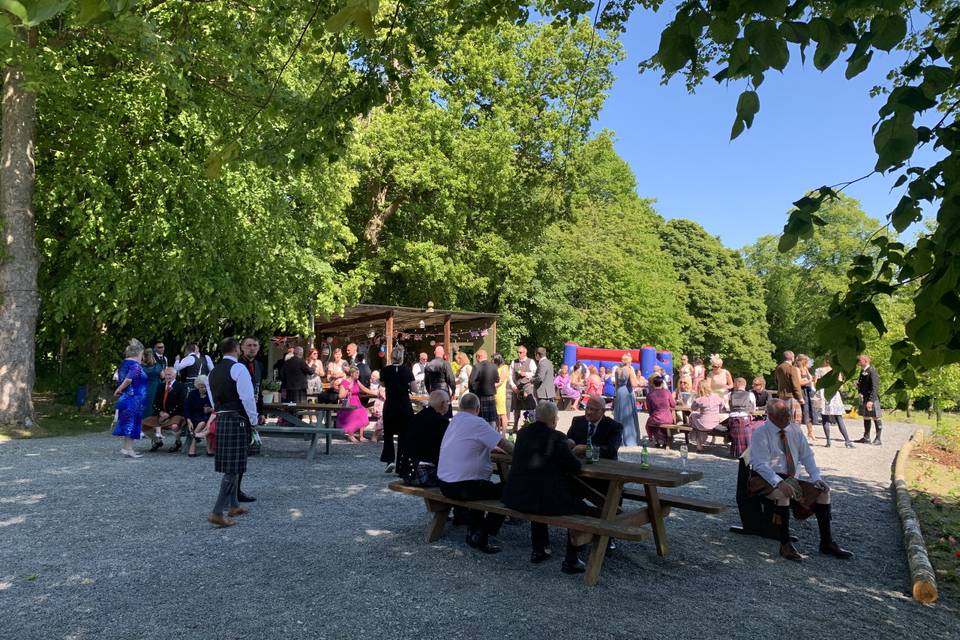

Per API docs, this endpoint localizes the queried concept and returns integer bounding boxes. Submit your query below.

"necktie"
[587,422,596,439]
[779,428,796,477]
[163,383,170,407]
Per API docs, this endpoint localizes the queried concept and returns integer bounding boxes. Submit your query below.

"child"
[369,370,385,444]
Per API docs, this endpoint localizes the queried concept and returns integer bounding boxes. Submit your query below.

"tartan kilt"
[478,395,498,424]
[214,412,248,475]
[858,398,882,418]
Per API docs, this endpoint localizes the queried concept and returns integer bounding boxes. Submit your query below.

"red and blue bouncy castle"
[562,343,674,388]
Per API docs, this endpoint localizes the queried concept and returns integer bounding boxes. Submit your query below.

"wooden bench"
[256,424,342,460]
[389,480,649,585]
[621,487,726,514]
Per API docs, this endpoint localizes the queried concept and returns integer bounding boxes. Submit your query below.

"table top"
[262,402,343,411]
[676,404,765,417]
[492,453,702,487]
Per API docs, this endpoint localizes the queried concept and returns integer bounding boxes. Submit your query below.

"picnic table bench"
[390,455,724,585]
[259,402,345,460]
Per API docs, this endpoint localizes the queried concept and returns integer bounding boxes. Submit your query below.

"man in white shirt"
[748,399,852,561]
[174,343,215,389]
[510,346,537,430]
[412,352,429,394]
[438,393,514,554]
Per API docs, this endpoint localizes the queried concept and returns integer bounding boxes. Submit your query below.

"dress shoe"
[779,542,803,562]
[820,541,853,559]
[169,440,182,453]
[855,437,871,444]
[872,438,882,446]
[227,507,248,517]
[606,539,617,554]
[466,532,502,554]
[149,439,164,452]
[825,440,831,448]
[207,514,236,528]
[530,549,552,564]
[844,442,855,448]
[561,558,587,574]
[238,493,256,503]
[384,463,396,474]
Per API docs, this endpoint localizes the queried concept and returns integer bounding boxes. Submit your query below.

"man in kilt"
[468,349,500,426]
[207,337,259,528]
[855,353,883,446]
[747,399,852,562]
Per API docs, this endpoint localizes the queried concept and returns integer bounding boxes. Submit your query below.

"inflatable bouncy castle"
[562,343,673,387]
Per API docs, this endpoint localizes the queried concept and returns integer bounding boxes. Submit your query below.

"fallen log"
[892,429,939,604]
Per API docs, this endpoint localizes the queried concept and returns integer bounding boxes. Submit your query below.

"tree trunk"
[0,47,39,427]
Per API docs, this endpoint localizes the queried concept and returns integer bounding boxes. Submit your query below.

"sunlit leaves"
[325,0,379,38]
[873,110,917,172]
[730,89,759,140]
[869,14,907,52]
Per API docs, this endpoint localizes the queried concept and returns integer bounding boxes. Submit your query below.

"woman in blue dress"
[113,339,148,458]
[613,354,643,447]
[141,348,164,420]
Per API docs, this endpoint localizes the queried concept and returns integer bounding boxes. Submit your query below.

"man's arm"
[797,433,822,482]
[790,367,803,400]
[599,420,622,460]
[174,354,195,373]
[748,429,783,487]
[231,363,259,424]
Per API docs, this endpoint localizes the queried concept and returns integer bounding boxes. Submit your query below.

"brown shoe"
[207,513,236,528]
[227,507,248,517]
[780,542,803,562]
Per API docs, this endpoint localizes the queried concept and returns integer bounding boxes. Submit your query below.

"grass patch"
[0,395,112,441]
[908,442,960,607]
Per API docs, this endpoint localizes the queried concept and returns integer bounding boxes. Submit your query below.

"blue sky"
[594,11,928,249]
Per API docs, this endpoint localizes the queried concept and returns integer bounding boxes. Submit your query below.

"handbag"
[415,462,439,487]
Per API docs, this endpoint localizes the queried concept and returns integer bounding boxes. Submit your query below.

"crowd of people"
[111,336,871,564]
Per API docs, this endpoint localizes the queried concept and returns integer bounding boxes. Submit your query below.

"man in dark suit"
[397,390,451,483]
[855,354,883,445]
[468,349,499,425]
[424,345,456,416]
[142,367,188,452]
[531,347,555,404]
[153,341,169,369]
[567,395,623,461]
[280,346,314,405]
[502,400,591,574]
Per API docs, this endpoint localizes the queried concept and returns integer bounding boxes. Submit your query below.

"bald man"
[424,346,456,416]
[469,350,500,425]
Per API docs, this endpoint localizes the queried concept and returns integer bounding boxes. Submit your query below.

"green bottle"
[640,437,650,469]
[584,438,594,464]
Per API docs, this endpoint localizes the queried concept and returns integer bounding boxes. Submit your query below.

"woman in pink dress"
[337,366,374,443]
[689,380,728,452]
[584,366,603,403]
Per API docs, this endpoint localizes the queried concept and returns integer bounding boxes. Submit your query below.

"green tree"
[742,195,884,357]
[661,218,775,378]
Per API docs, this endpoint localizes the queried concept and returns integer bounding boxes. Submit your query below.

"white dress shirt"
[174,352,215,373]
[222,355,258,424]
[749,419,821,487]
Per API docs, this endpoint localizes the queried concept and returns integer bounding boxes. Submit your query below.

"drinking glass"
[591,443,600,463]
[679,444,689,474]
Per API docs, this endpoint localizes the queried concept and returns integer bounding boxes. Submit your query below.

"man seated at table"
[437,392,514,554]
[503,400,592,574]
[566,395,623,552]
[398,390,451,485]
[142,367,188,452]
[748,399,853,562]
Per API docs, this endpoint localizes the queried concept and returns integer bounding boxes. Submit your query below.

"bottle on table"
[640,437,650,469]
[584,437,594,464]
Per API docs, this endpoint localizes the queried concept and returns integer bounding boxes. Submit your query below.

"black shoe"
[825,440,831,448]
[149,439,163,452]
[820,541,854,559]
[561,558,587,574]
[168,440,182,453]
[606,539,617,555]
[855,437,870,444]
[872,438,882,446]
[238,493,257,503]
[779,542,803,562]
[466,532,501,554]
[530,549,552,564]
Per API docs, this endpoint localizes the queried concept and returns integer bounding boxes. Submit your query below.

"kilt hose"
[478,395,498,424]
[214,411,248,475]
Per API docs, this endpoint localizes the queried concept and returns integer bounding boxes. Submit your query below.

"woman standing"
[691,357,706,395]
[678,355,693,386]
[141,348,164,421]
[708,354,733,396]
[380,346,416,472]
[816,358,853,448]
[689,380,727,452]
[326,348,346,382]
[797,354,816,440]
[493,353,510,435]
[454,351,472,399]
[113,339,148,458]
[338,366,375,443]
[613,354,642,447]
[185,375,214,457]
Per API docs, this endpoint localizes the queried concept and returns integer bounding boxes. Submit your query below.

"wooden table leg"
[583,479,624,586]
[645,483,669,556]
[425,509,449,542]
[307,432,317,462]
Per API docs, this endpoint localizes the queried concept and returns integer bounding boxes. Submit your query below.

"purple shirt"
[645,388,676,426]
[438,412,502,483]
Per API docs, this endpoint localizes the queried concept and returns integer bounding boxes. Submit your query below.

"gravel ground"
[1,416,957,640]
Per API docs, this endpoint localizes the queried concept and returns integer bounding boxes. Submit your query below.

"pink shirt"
[691,394,725,429]
[645,388,676,426]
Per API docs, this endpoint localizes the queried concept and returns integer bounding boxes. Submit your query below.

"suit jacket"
[405,406,450,467]
[280,356,314,391]
[857,366,880,402]
[153,380,187,417]
[424,357,455,394]
[532,357,555,400]
[567,415,622,460]
[774,361,802,401]
[502,421,583,515]
[468,360,499,397]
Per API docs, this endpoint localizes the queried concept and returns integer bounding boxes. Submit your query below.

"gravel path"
[1,417,956,640]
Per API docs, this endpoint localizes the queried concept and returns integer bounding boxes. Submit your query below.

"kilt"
[727,415,755,457]
[512,391,536,412]
[214,411,248,475]
[478,395,498,424]
[858,397,882,418]
[747,471,824,520]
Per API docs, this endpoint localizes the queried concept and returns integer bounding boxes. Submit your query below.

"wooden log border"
[892,428,939,604]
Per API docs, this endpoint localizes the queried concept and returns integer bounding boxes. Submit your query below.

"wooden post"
[487,319,497,354]
[385,311,394,364]
[443,315,451,358]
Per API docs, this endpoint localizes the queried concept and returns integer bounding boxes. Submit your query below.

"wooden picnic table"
[491,452,706,583]
[259,402,346,460]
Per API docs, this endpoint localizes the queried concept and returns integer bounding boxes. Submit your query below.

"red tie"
[163,383,170,407]
[779,428,796,478]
